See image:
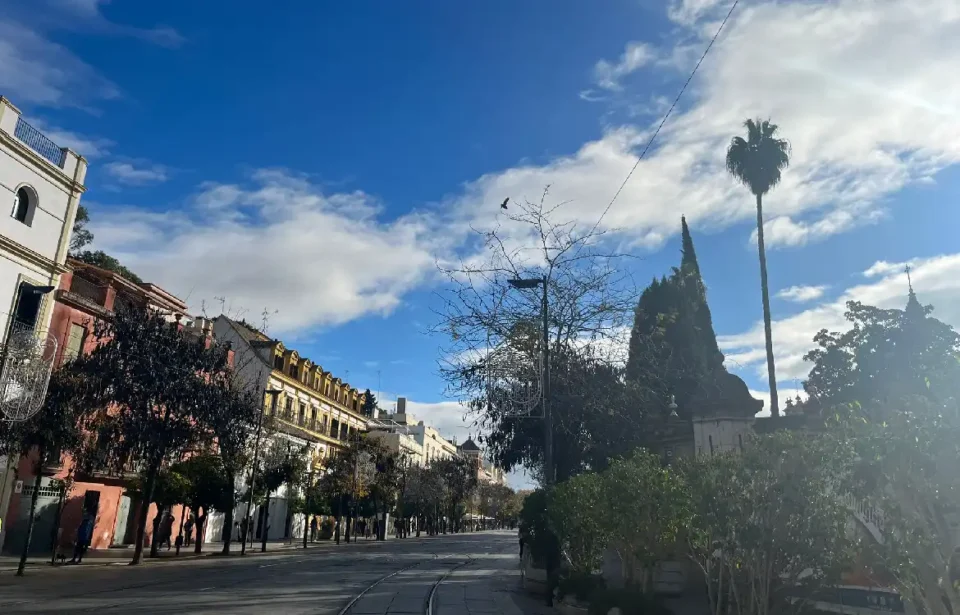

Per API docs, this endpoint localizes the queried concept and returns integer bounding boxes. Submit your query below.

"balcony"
[14,117,66,169]
[58,275,110,318]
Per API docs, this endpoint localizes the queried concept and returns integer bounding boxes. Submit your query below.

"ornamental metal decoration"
[0,324,58,422]
[484,344,543,418]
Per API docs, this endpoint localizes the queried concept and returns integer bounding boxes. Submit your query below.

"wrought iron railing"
[67,275,107,306]
[13,117,65,169]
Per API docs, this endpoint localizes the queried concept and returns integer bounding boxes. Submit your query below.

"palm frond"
[726,117,791,196]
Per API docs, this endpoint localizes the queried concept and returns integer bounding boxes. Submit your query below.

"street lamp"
[242,388,280,555]
[506,277,552,487]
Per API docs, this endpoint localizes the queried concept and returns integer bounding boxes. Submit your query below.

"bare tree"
[434,189,640,480]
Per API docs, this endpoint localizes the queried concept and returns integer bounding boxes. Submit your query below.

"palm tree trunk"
[755,192,779,418]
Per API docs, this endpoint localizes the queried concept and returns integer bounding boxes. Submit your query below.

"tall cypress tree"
[678,216,724,371]
[625,217,726,415]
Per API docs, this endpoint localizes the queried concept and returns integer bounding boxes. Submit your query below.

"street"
[0,531,544,615]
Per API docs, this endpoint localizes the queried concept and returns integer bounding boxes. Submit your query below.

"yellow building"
[212,316,369,461]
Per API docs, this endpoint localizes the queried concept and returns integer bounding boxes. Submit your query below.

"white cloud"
[720,253,960,384]
[748,388,806,418]
[776,284,828,303]
[594,42,656,91]
[441,0,960,257]
[81,1,960,345]
[0,20,119,108]
[90,169,450,334]
[27,119,113,159]
[104,161,168,185]
[667,0,729,26]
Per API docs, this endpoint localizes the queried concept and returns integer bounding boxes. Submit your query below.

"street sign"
[13,480,22,494]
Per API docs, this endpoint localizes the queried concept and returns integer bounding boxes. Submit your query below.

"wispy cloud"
[104,161,169,185]
[776,284,828,303]
[92,169,452,333]
[721,253,960,383]
[593,42,656,91]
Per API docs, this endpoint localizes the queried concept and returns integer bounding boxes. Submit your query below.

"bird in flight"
[500,198,509,210]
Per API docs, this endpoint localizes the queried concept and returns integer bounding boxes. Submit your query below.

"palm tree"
[726,118,790,418]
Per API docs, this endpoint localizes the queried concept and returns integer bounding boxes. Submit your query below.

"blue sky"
[5,0,960,487]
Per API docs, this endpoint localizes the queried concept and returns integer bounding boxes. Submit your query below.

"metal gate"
[3,478,61,555]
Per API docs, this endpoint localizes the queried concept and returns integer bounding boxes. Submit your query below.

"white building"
[0,97,86,552]
[369,397,459,467]
[204,315,369,544]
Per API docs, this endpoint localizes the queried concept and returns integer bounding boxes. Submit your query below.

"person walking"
[161,512,175,551]
[184,513,195,547]
[69,514,93,564]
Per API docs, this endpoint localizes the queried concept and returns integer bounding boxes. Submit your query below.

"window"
[289,363,297,378]
[11,282,45,331]
[13,187,35,225]
[274,355,283,370]
[63,323,86,362]
[298,405,305,426]
[330,419,339,438]
[285,397,293,419]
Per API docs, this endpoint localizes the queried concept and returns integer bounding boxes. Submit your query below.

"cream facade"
[370,397,459,467]
[0,97,86,553]
[209,316,370,542]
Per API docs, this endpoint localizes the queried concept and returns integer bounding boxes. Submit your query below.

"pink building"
[2,258,194,555]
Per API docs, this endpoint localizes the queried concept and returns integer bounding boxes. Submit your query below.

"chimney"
[397,397,406,414]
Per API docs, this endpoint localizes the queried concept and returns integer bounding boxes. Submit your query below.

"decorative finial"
[905,265,914,294]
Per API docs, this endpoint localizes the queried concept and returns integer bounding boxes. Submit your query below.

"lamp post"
[303,466,313,549]
[242,388,279,556]
[507,276,552,486]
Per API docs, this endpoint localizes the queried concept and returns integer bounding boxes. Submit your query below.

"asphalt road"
[0,530,541,615]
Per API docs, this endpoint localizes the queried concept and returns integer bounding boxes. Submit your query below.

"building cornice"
[270,369,368,423]
[0,233,67,275]
[0,130,86,194]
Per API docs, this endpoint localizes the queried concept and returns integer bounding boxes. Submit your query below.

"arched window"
[13,187,35,225]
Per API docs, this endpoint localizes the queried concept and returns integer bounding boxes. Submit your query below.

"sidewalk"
[0,537,346,573]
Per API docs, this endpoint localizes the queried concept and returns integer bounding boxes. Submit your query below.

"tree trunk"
[131,458,160,565]
[755,192,779,418]
[221,480,235,555]
[195,511,205,554]
[49,479,67,566]
[16,458,44,577]
[149,504,164,558]
[261,493,270,552]
[345,514,352,543]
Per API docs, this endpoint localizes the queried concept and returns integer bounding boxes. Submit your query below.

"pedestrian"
[310,516,317,542]
[161,512,175,551]
[184,513,195,547]
[234,520,241,542]
[70,514,93,564]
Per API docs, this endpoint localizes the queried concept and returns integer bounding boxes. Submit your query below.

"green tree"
[626,217,726,421]
[256,440,308,550]
[73,250,143,284]
[361,389,377,417]
[171,454,232,554]
[844,397,960,614]
[70,204,94,253]
[125,466,191,558]
[547,472,609,579]
[199,372,264,555]
[682,431,856,615]
[726,118,791,418]
[434,456,479,533]
[0,362,95,576]
[601,450,691,593]
[78,303,232,565]
[803,299,960,414]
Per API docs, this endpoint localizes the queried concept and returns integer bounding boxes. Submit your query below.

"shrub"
[557,571,606,605]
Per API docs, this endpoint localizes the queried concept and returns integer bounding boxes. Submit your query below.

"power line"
[589,0,740,233]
